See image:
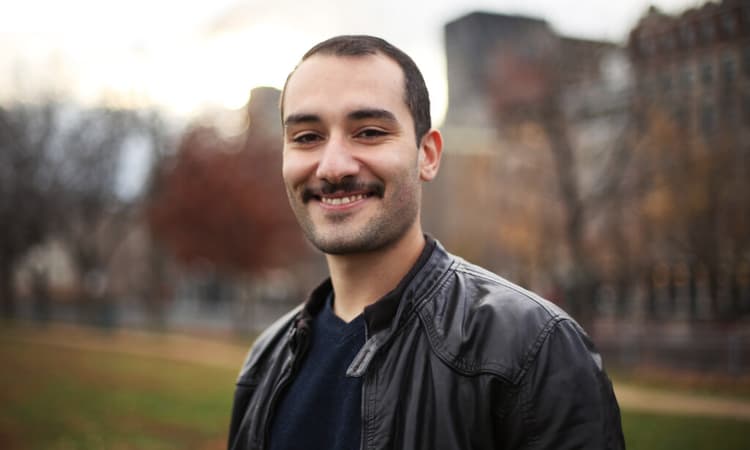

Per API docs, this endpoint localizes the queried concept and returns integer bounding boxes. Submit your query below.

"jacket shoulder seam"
[415,260,516,381]
[412,259,509,378]
[417,259,567,383]
[514,315,569,384]
[454,263,561,319]
[418,308,517,381]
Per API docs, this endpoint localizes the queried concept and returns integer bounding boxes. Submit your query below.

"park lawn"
[610,368,750,403]
[0,329,240,450]
[2,325,750,450]
[622,410,750,450]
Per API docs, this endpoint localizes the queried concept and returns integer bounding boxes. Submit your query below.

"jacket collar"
[296,235,454,336]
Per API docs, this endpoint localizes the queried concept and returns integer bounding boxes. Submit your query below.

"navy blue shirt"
[268,295,366,450]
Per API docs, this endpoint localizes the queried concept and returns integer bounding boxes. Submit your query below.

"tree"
[52,106,144,325]
[486,43,633,329]
[0,102,58,318]
[0,100,160,323]
[630,108,750,319]
[147,88,308,280]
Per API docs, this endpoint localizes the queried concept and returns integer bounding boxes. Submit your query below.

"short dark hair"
[281,35,431,146]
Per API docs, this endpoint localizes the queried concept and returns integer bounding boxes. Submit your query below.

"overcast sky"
[1,0,702,122]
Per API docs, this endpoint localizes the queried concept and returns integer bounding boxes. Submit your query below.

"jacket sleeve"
[502,319,625,450]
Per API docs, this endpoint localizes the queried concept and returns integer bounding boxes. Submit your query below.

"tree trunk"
[541,104,603,330]
[0,263,16,319]
[646,269,657,319]
[688,263,698,320]
[707,267,720,318]
[667,266,677,315]
[614,276,631,318]
[144,238,170,330]
[727,261,741,316]
[31,269,51,323]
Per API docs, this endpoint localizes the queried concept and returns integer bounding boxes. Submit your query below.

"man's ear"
[418,129,443,182]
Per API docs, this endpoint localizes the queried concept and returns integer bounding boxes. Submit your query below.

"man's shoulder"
[236,304,303,383]
[417,255,578,382]
[454,257,569,321]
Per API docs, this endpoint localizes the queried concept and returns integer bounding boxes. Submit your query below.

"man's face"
[281,53,424,255]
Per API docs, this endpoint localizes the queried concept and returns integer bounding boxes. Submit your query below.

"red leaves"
[148,121,307,275]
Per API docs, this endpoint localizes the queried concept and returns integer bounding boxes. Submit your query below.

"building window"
[724,100,738,125]
[701,19,716,42]
[664,33,676,52]
[680,24,696,47]
[640,74,654,96]
[681,65,694,90]
[721,12,737,35]
[722,55,736,85]
[662,73,672,93]
[701,103,716,135]
[701,62,713,85]
[674,105,689,129]
[640,35,655,57]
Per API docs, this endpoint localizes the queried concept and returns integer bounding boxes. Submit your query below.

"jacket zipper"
[360,324,369,450]
[355,308,418,450]
[359,322,373,450]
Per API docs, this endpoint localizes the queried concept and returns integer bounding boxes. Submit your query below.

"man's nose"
[315,137,359,184]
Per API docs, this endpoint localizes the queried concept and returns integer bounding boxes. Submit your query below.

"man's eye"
[356,128,387,139]
[293,133,321,144]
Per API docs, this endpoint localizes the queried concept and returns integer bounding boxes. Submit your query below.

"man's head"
[280,35,442,256]
[281,35,431,146]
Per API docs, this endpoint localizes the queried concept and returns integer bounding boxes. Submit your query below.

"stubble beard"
[286,182,420,256]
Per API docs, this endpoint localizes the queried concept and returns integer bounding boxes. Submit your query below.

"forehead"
[282,53,410,122]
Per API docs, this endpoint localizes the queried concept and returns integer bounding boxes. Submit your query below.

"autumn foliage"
[147,95,308,275]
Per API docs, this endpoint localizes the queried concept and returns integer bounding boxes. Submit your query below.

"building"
[425,12,631,302]
[423,7,750,373]
[628,0,750,144]
[624,0,750,322]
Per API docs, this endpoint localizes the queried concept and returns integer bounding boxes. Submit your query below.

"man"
[228,35,624,450]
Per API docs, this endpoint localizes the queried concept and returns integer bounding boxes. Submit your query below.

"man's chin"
[308,233,372,255]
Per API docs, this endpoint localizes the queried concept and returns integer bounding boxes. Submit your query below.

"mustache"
[301,178,385,203]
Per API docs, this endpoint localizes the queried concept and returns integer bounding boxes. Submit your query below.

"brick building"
[628,0,750,144]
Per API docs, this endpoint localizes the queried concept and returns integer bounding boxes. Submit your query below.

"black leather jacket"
[228,238,625,449]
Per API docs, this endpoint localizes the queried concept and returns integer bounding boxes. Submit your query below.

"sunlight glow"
[119,24,313,115]
[195,24,311,110]
[0,24,314,117]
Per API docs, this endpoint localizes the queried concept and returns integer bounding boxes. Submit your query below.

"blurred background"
[2,0,749,449]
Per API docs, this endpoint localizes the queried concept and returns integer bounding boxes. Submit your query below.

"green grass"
[622,410,750,450]
[2,325,750,449]
[0,331,238,450]
[610,368,750,403]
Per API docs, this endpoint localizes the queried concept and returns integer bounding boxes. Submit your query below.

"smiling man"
[228,35,624,450]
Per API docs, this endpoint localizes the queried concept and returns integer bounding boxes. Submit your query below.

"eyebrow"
[283,108,398,127]
[284,113,321,127]
[347,108,397,122]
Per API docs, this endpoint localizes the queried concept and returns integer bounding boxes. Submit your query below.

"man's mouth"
[320,193,369,206]
[302,180,385,205]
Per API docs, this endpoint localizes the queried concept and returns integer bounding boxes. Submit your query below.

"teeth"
[322,194,366,206]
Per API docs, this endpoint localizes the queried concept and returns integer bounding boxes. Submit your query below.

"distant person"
[228,35,624,450]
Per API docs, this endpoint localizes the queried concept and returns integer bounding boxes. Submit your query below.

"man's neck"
[325,226,426,323]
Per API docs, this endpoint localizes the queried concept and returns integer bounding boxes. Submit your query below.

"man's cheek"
[283,154,315,186]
